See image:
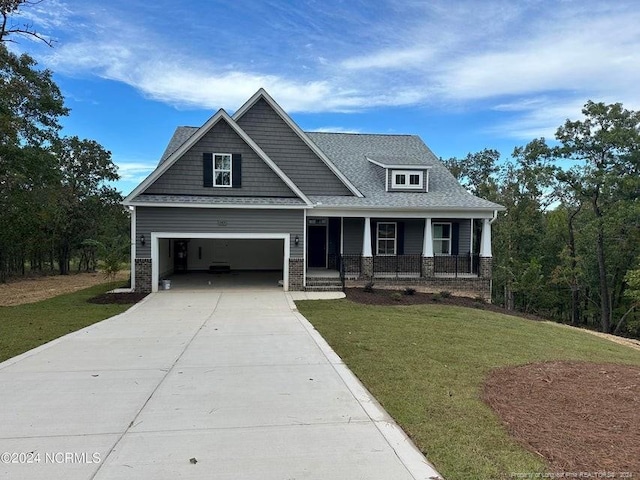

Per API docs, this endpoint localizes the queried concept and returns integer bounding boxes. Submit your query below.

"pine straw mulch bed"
[484,361,640,475]
[87,292,148,305]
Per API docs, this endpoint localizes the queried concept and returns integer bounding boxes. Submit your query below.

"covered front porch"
[304,215,494,297]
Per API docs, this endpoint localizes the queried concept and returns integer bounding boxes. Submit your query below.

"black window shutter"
[397,222,405,255]
[203,153,213,187]
[451,223,459,255]
[232,153,242,188]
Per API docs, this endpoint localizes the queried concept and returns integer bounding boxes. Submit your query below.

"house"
[123,89,504,298]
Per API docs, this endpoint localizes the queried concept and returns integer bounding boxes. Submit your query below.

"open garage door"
[151,233,290,292]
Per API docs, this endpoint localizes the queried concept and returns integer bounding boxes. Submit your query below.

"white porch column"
[422,217,433,257]
[479,218,492,257]
[363,217,372,256]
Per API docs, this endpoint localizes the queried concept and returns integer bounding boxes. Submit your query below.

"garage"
[150,233,290,292]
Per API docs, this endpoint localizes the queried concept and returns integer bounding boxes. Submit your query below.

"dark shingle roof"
[305,132,503,210]
[133,195,305,206]
[153,127,503,211]
[158,127,198,165]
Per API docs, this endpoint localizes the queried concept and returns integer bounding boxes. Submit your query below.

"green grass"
[297,300,640,480]
[0,282,135,363]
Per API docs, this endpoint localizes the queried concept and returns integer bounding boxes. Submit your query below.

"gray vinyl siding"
[387,169,428,193]
[236,99,353,196]
[144,120,296,197]
[340,217,470,256]
[343,218,364,254]
[135,207,304,257]
[434,218,471,255]
[403,219,424,254]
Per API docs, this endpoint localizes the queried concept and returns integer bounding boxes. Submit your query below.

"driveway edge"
[0,293,155,372]
[288,294,444,480]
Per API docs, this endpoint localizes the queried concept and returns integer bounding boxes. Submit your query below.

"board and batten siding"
[236,98,353,196]
[343,218,364,255]
[135,207,304,258]
[144,120,296,197]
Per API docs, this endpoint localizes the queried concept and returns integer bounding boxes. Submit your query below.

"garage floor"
[165,271,283,291]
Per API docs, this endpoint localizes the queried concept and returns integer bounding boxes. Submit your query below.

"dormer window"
[391,170,423,190]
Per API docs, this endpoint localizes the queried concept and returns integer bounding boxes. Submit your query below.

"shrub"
[391,292,403,302]
[439,290,452,298]
[403,287,416,296]
[474,295,486,303]
[363,281,375,293]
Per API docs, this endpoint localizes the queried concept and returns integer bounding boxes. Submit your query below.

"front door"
[307,225,327,268]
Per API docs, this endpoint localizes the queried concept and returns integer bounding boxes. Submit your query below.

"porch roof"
[130,194,306,207]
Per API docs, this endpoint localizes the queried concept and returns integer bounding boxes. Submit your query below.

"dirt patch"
[483,361,640,474]
[87,292,148,305]
[0,271,129,306]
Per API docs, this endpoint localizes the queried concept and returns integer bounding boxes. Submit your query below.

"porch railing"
[434,254,479,277]
[373,254,422,278]
[338,254,362,291]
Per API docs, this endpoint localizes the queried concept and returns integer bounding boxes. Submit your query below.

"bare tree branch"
[0,0,54,46]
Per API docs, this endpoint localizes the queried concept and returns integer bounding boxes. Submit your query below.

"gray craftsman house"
[124,89,504,297]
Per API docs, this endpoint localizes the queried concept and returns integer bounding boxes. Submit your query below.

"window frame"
[432,222,452,256]
[213,153,232,188]
[391,170,423,190]
[376,221,397,256]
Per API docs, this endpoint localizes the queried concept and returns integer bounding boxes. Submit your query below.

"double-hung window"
[391,170,423,189]
[214,154,232,187]
[377,222,397,255]
[433,223,451,255]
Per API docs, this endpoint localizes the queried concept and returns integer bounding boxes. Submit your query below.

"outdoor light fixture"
[140,234,146,246]
[294,235,300,246]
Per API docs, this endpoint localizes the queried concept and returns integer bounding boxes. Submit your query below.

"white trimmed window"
[214,154,232,187]
[433,223,451,255]
[377,222,397,255]
[391,170,423,189]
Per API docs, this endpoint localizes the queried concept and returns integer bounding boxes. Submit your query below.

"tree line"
[445,102,640,338]
[0,1,128,281]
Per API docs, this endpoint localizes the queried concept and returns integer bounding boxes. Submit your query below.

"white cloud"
[115,161,155,183]
[308,126,363,134]
[34,0,640,140]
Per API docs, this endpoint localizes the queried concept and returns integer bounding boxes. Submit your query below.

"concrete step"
[305,278,343,287]
[305,285,344,292]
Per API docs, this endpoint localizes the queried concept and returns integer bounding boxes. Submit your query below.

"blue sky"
[10,0,640,194]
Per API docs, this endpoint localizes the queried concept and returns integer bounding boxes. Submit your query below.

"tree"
[1,0,54,46]
[554,101,640,332]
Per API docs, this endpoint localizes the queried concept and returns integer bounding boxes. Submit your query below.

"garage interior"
[157,238,285,290]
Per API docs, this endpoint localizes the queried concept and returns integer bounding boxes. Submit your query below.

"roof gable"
[124,110,311,205]
[233,89,363,197]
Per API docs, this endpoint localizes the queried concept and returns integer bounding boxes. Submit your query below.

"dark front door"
[307,225,327,268]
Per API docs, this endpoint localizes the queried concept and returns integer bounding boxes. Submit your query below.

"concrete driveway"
[0,290,441,480]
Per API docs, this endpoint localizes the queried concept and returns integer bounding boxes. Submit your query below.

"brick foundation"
[422,257,434,277]
[480,257,493,278]
[134,258,152,293]
[362,256,373,279]
[288,257,304,291]
[345,276,492,301]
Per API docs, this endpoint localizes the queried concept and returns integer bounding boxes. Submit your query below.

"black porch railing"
[338,254,362,291]
[373,254,422,278]
[434,254,479,277]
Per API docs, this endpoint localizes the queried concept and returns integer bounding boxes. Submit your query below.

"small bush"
[403,287,416,296]
[363,281,375,293]
[391,292,403,302]
[439,290,452,298]
[474,295,486,303]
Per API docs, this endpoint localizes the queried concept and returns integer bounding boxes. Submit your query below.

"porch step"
[305,284,344,292]
[305,277,343,292]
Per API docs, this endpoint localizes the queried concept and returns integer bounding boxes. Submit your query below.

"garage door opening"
[151,233,290,292]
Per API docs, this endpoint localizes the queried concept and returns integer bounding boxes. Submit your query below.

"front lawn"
[0,282,137,363]
[296,299,640,480]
